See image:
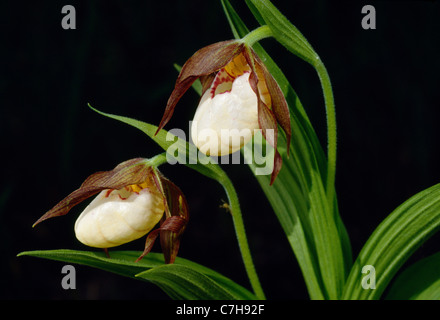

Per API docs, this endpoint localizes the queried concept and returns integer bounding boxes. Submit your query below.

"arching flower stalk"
[33,158,189,264]
[156,40,291,184]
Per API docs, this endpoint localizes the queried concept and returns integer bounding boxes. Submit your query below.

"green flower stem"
[314,60,337,211]
[147,151,265,299]
[240,25,273,47]
[146,153,168,168]
[219,174,266,300]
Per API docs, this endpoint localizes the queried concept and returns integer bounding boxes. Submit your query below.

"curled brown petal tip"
[270,150,283,186]
[135,216,187,263]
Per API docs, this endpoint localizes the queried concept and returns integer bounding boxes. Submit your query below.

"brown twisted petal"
[242,48,283,185]
[253,55,291,183]
[253,53,292,155]
[156,40,245,134]
[137,172,189,264]
[135,215,187,263]
[199,74,216,97]
[257,97,283,185]
[33,158,152,227]
[160,178,189,263]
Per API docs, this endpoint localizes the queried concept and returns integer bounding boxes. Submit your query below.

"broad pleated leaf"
[342,183,440,299]
[136,264,249,300]
[386,251,440,300]
[18,250,256,300]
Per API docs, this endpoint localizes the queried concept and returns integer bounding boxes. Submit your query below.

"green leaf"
[136,264,247,300]
[17,249,256,300]
[223,0,351,299]
[245,0,319,67]
[244,131,345,300]
[88,104,223,182]
[342,183,440,300]
[18,250,162,278]
[386,251,440,300]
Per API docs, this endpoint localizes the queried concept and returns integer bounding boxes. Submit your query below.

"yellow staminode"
[115,181,153,199]
[224,53,271,108]
[129,181,150,194]
[224,54,251,78]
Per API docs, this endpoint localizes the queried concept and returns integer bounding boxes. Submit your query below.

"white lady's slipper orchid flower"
[33,158,189,263]
[191,70,259,156]
[156,40,291,184]
[74,182,165,248]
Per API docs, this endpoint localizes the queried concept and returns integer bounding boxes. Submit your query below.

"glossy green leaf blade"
[342,183,440,300]
[244,131,344,300]
[223,0,350,299]
[386,251,440,300]
[18,250,162,278]
[245,141,324,300]
[136,264,249,300]
[17,250,256,300]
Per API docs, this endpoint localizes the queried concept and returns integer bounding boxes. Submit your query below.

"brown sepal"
[33,158,151,227]
[156,40,244,134]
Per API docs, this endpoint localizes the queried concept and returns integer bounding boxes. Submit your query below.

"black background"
[1,0,439,300]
